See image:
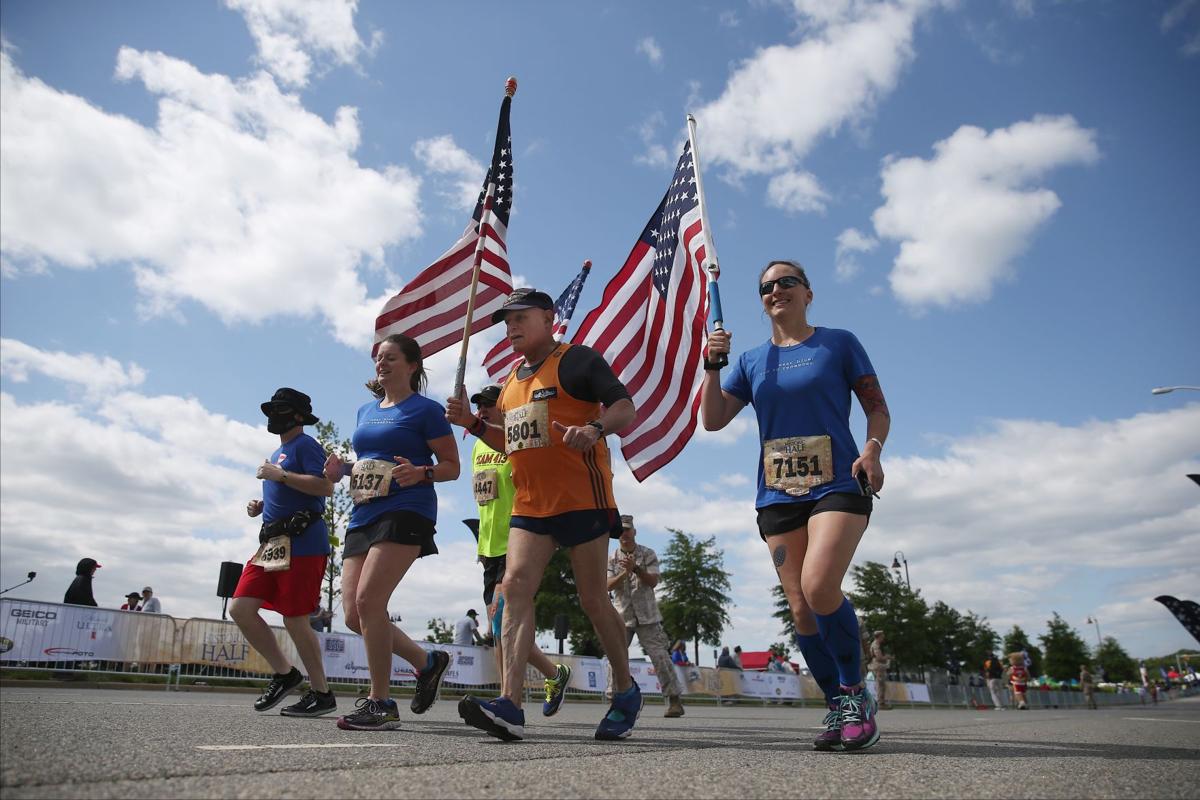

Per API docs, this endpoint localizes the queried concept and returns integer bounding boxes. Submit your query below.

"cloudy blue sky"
[2,0,1198,667]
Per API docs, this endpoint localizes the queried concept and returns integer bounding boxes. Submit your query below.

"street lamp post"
[1151,386,1200,394]
[1085,616,1102,649]
[891,551,910,589]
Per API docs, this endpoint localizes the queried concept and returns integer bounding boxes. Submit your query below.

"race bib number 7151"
[762,434,833,497]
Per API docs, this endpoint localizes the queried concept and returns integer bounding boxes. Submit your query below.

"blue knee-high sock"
[794,632,839,705]
[814,597,863,688]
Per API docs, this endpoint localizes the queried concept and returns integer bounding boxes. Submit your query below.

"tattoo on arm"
[772,545,787,570]
[853,375,890,419]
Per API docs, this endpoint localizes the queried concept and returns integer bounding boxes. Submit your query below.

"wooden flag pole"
[454,76,517,399]
[686,113,726,368]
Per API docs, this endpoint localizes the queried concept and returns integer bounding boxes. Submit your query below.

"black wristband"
[703,359,724,371]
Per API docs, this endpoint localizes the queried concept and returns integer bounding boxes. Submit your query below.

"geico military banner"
[0,599,137,662]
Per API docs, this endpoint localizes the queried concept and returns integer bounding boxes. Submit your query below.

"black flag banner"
[1154,595,1200,645]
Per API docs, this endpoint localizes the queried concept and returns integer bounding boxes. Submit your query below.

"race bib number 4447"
[473,468,499,505]
[504,402,550,454]
[763,435,833,497]
[349,459,393,505]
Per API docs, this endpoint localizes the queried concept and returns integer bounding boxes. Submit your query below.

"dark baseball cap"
[470,385,502,405]
[491,288,554,323]
[466,609,478,618]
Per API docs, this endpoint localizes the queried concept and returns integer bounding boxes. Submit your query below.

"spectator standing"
[732,646,745,670]
[1080,664,1097,710]
[869,631,892,709]
[121,592,142,611]
[984,653,1006,710]
[454,610,485,646]
[670,641,690,666]
[606,514,684,718]
[63,558,100,607]
[717,646,738,669]
[140,587,161,614]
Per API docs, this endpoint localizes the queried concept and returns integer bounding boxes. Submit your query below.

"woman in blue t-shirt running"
[701,260,891,753]
[322,333,460,732]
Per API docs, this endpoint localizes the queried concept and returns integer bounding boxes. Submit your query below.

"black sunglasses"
[265,402,296,414]
[759,275,808,295]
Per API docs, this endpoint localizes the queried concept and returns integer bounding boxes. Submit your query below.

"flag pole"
[685,113,726,368]
[454,76,517,399]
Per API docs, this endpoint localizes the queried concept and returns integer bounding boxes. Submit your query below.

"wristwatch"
[423,467,435,482]
[587,420,604,435]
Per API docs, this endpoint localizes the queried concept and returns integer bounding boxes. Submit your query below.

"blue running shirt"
[722,327,875,508]
[262,432,330,556]
[349,395,452,529]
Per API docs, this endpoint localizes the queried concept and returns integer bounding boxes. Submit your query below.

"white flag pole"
[685,113,726,367]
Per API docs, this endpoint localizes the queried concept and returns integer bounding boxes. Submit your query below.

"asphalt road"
[1,686,1197,799]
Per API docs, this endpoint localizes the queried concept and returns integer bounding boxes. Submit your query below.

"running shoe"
[410,650,451,714]
[253,666,303,712]
[542,663,571,717]
[336,697,402,731]
[595,683,643,741]
[280,688,337,718]
[458,695,525,741]
[838,686,880,751]
[813,701,843,751]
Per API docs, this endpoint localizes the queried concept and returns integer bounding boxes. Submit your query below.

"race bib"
[763,434,833,497]
[251,535,291,572]
[473,468,499,505]
[349,459,393,505]
[504,402,550,454]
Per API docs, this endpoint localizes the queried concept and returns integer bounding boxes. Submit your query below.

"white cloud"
[695,0,942,182]
[834,227,878,281]
[765,169,828,213]
[1,339,146,397]
[871,114,1099,309]
[225,0,378,87]
[633,111,672,169]
[0,48,422,351]
[413,134,485,212]
[718,10,741,28]
[636,36,664,67]
[1010,0,1035,18]
[1162,0,1200,57]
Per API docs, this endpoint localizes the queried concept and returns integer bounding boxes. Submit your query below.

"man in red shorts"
[230,388,337,717]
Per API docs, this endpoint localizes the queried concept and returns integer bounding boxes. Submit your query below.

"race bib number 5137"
[349,459,393,505]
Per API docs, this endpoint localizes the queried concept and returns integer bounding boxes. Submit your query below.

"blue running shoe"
[542,663,571,717]
[838,686,880,751]
[458,695,525,741]
[595,682,643,741]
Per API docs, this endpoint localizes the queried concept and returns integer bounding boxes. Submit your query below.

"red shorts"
[233,553,327,618]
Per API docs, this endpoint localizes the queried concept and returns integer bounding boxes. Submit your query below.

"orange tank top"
[498,344,616,516]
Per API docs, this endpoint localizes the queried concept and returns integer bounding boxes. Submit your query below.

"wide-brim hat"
[260,387,319,425]
[490,288,554,323]
[470,385,502,405]
[126,592,143,601]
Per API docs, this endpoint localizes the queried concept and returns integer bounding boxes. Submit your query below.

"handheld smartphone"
[856,469,879,499]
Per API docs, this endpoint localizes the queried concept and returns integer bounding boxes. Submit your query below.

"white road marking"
[197,743,408,751]
[1123,717,1200,724]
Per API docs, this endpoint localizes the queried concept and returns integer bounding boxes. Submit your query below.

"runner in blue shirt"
[701,260,891,752]
[323,333,460,732]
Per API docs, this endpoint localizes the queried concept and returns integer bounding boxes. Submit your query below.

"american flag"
[372,95,515,357]
[571,142,710,481]
[481,261,592,380]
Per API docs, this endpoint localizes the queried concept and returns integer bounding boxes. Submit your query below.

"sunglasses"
[475,401,495,409]
[759,275,809,295]
[265,402,296,414]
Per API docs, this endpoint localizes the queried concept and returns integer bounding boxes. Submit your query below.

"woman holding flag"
[701,260,890,752]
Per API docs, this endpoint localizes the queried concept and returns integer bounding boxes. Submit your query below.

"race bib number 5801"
[762,434,833,497]
[504,402,550,454]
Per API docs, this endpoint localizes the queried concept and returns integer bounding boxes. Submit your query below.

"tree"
[533,549,602,656]
[1039,612,1091,681]
[658,529,733,665]
[925,601,968,675]
[771,584,795,641]
[1003,625,1043,677]
[314,420,352,631]
[426,618,453,644]
[960,610,1000,673]
[1094,636,1137,683]
[847,561,929,677]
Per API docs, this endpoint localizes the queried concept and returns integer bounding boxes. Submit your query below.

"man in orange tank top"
[447,288,643,742]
